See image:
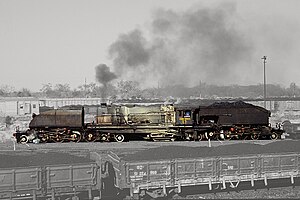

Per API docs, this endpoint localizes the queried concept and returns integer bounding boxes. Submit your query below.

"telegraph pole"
[262,56,267,108]
[84,77,87,98]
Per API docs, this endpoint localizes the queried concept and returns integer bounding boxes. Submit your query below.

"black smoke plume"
[95,64,117,98]
[95,64,117,85]
[109,2,253,88]
[109,29,150,71]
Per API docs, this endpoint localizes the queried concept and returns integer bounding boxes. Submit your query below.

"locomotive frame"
[13,101,284,143]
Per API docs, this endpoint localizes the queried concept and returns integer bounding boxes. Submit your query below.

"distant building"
[0,97,39,117]
[39,98,110,109]
[0,97,110,117]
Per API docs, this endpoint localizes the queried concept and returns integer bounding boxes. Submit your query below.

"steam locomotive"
[13,101,284,143]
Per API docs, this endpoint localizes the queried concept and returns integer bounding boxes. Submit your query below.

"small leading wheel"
[19,135,28,144]
[270,132,278,140]
[115,134,125,142]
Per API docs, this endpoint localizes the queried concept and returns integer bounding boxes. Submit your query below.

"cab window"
[184,110,191,118]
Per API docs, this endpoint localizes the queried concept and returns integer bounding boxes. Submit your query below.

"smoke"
[109,30,151,71]
[95,64,117,86]
[95,64,117,98]
[109,2,253,88]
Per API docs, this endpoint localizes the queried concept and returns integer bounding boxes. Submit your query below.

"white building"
[39,98,110,109]
[0,97,110,117]
[0,97,39,117]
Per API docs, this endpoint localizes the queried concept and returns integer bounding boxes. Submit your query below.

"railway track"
[0,139,279,152]
[0,139,285,160]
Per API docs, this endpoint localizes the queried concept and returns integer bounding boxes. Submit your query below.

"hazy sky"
[1,0,300,92]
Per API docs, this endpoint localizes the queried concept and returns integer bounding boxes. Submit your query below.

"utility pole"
[261,56,267,108]
[84,77,87,98]
[199,80,202,99]
[157,81,160,97]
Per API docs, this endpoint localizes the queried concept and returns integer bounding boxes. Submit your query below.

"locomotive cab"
[175,106,198,125]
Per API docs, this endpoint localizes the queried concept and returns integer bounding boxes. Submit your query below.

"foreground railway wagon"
[2,141,300,200]
[0,164,99,200]
[0,151,102,200]
[105,151,300,199]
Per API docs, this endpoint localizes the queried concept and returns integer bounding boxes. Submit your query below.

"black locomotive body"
[29,109,84,128]
[200,101,270,126]
[14,108,85,143]
[13,101,284,143]
[196,101,282,140]
[171,101,283,141]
